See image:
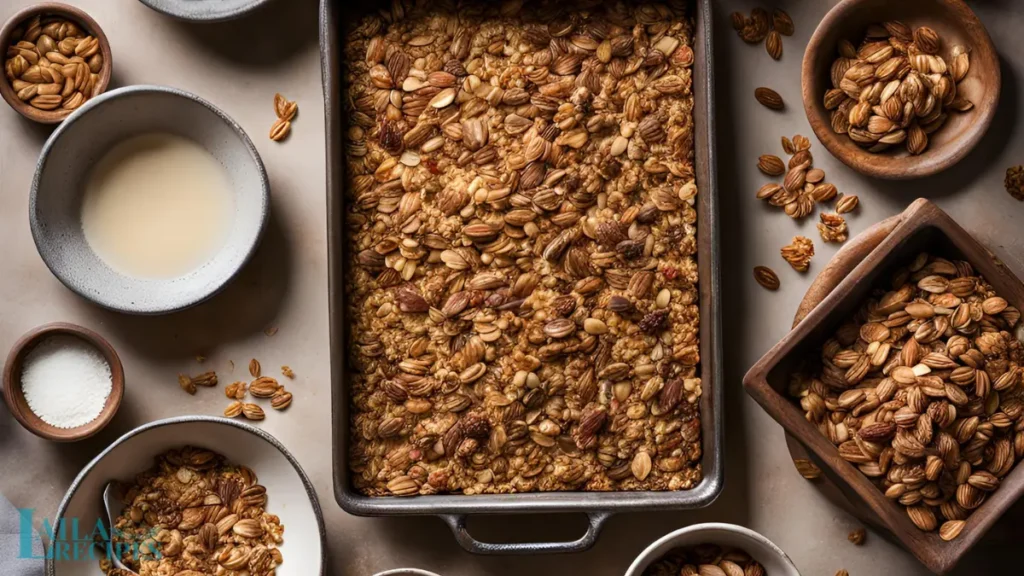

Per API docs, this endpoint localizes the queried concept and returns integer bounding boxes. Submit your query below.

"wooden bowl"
[801,0,1000,179]
[743,199,1024,575]
[2,322,124,441]
[0,3,113,124]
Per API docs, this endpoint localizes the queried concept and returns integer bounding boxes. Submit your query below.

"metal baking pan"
[320,0,723,554]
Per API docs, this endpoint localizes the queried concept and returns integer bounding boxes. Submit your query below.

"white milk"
[81,133,234,278]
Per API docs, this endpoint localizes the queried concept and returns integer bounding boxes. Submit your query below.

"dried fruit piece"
[753,266,780,291]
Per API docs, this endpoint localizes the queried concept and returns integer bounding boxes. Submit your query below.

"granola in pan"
[343,0,702,496]
[98,447,284,576]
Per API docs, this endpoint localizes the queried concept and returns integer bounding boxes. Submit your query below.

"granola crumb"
[281,365,295,379]
[817,213,848,243]
[264,327,279,337]
[847,527,866,545]
[781,236,814,272]
[1006,165,1024,201]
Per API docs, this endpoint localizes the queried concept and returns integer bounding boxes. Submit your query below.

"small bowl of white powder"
[2,322,123,441]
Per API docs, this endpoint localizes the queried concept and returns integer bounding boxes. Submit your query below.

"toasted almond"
[754,266,780,290]
[754,87,784,110]
[939,519,965,541]
[269,118,291,141]
[757,154,785,176]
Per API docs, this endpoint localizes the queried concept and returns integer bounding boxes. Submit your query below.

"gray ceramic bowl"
[138,0,272,22]
[30,85,269,315]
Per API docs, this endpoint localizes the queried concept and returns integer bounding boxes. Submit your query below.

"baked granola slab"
[343,0,703,496]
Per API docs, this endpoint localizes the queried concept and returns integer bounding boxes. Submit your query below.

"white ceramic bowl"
[46,416,325,576]
[30,85,269,315]
[625,523,801,576]
[375,570,443,576]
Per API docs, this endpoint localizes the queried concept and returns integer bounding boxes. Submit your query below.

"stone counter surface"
[1,0,1022,574]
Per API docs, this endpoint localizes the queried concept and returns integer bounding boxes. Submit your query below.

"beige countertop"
[1,0,1022,574]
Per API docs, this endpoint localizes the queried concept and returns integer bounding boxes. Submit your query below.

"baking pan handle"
[440,511,611,554]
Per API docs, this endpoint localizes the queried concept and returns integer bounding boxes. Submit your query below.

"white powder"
[21,335,113,428]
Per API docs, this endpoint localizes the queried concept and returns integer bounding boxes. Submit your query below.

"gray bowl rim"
[624,522,801,576]
[136,0,273,22]
[44,415,327,575]
[374,570,443,576]
[30,84,270,315]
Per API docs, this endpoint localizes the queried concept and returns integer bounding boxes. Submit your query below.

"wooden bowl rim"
[2,322,124,441]
[800,0,1001,180]
[743,199,1024,574]
[0,2,113,125]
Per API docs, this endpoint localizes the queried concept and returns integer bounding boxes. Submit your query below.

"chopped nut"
[817,213,848,243]
[781,236,815,272]
[847,527,866,545]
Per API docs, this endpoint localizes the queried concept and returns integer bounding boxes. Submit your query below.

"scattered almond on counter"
[754,266,781,291]
[755,87,784,110]
[269,93,297,142]
[732,7,794,61]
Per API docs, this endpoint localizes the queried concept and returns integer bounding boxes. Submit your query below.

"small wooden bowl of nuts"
[801,0,999,179]
[745,199,1024,574]
[0,3,112,124]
